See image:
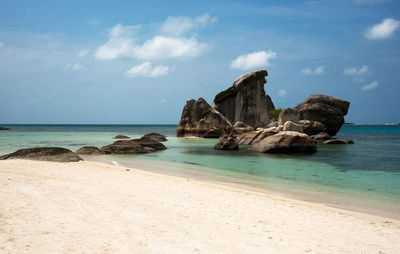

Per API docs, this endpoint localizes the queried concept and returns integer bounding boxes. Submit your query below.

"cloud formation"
[230,51,276,70]
[125,62,169,78]
[77,49,89,57]
[160,13,217,36]
[65,63,86,71]
[278,89,287,98]
[301,66,325,75]
[364,18,400,40]
[95,18,208,61]
[343,65,369,76]
[362,80,379,91]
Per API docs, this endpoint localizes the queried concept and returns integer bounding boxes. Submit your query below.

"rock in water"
[249,131,317,153]
[131,138,167,151]
[283,121,304,132]
[0,147,83,162]
[214,135,239,150]
[113,135,130,139]
[75,146,103,155]
[0,126,11,130]
[212,70,275,128]
[177,97,232,137]
[324,139,354,144]
[142,133,167,142]
[298,120,327,136]
[100,140,147,154]
[294,94,350,136]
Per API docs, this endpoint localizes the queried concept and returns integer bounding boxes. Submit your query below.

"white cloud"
[77,49,89,57]
[278,89,287,98]
[364,18,400,40]
[354,0,388,4]
[362,80,379,91]
[301,66,325,75]
[343,65,369,76]
[230,50,277,70]
[95,23,206,60]
[160,13,217,36]
[126,62,169,78]
[65,63,86,71]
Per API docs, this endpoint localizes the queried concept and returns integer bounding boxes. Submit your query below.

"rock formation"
[212,70,275,128]
[0,126,11,130]
[294,94,350,136]
[100,140,148,154]
[0,147,82,162]
[113,135,130,139]
[142,133,168,142]
[75,146,102,155]
[131,137,167,151]
[177,97,232,137]
[249,131,317,153]
[214,134,239,150]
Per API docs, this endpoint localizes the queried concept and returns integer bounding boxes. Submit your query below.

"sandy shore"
[1,160,399,253]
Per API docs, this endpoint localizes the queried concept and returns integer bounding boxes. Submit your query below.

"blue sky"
[0,0,399,124]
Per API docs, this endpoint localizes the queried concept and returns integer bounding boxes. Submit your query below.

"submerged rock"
[75,146,103,155]
[324,139,354,144]
[212,70,275,128]
[177,97,232,138]
[113,135,130,139]
[100,140,147,154]
[249,131,317,153]
[0,147,83,162]
[131,138,167,151]
[294,94,350,136]
[142,133,167,142]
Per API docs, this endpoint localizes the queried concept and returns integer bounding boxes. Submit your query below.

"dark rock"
[142,133,167,142]
[131,138,167,151]
[298,120,327,136]
[294,94,350,136]
[113,135,130,139]
[212,70,275,128]
[324,139,354,144]
[278,108,300,126]
[0,147,83,162]
[203,128,224,138]
[100,140,147,154]
[311,132,331,141]
[263,121,278,128]
[249,131,317,153]
[214,135,239,150]
[0,126,11,130]
[177,97,232,137]
[75,146,103,155]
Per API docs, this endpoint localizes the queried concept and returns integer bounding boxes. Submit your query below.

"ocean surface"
[1,124,399,218]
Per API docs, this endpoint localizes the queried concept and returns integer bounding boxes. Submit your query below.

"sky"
[0,0,399,124]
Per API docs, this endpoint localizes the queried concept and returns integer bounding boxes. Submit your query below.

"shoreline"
[84,155,400,220]
[1,159,400,253]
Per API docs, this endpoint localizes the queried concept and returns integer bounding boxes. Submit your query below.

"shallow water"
[1,124,399,218]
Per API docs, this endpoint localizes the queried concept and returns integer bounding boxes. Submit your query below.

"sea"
[0,124,399,219]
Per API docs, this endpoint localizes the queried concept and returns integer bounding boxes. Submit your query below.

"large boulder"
[100,140,147,154]
[131,138,167,151]
[142,133,167,142]
[212,70,275,128]
[75,146,103,155]
[249,131,317,153]
[298,120,327,136]
[283,121,303,132]
[177,97,232,138]
[278,108,300,126]
[0,147,83,162]
[294,94,350,136]
[232,121,254,135]
[237,127,279,145]
[214,135,239,150]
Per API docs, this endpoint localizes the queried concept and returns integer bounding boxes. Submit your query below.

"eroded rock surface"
[0,147,82,162]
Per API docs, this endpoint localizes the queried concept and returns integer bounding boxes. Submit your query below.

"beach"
[1,159,399,253]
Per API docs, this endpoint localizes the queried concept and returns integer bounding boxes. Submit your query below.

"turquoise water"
[0,124,399,218]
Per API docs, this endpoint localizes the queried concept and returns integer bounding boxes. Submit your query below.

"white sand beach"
[1,159,399,253]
